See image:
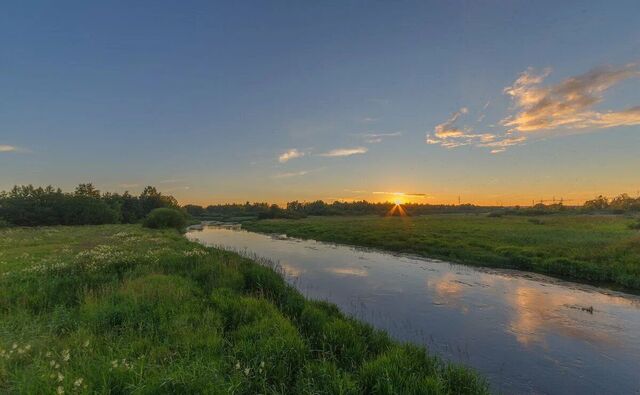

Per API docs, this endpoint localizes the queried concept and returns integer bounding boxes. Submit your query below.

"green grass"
[244,214,640,290]
[0,225,488,394]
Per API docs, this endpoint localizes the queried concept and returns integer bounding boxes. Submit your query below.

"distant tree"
[583,195,609,211]
[74,183,101,198]
[143,208,187,230]
[139,186,178,216]
[184,204,206,217]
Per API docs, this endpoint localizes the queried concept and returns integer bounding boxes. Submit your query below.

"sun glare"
[394,198,403,206]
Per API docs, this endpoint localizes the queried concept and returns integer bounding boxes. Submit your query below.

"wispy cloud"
[118,183,140,189]
[278,148,305,163]
[479,136,528,154]
[372,191,427,198]
[362,131,402,144]
[427,62,640,154]
[358,117,378,123]
[426,108,501,149]
[318,147,368,157]
[502,64,640,132]
[0,144,30,153]
[272,170,310,179]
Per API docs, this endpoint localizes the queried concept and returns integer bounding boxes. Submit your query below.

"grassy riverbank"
[244,214,640,290]
[0,225,487,394]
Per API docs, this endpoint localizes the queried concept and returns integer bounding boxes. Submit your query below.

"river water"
[186,225,640,394]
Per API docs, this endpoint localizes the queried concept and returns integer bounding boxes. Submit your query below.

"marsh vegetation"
[244,214,640,290]
[0,225,487,394]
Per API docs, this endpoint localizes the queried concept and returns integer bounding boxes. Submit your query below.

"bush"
[143,208,187,230]
[629,220,640,230]
[0,218,10,228]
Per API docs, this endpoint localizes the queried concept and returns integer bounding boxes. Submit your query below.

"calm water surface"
[187,225,640,395]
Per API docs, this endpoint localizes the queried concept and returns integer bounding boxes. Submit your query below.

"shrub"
[0,218,10,228]
[143,208,187,230]
[629,220,640,230]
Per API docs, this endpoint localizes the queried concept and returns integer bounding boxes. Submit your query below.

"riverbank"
[243,214,640,290]
[0,225,488,394]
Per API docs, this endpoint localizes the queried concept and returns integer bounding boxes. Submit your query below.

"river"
[186,225,640,394]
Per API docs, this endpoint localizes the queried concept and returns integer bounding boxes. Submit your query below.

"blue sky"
[2,1,639,205]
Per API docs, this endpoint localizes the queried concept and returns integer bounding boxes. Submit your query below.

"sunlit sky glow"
[1,1,639,206]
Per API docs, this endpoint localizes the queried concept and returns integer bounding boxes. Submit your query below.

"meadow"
[244,214,640,290]
[0,225,488,394]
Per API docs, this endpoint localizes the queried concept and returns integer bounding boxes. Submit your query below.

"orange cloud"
[502,64,640,132]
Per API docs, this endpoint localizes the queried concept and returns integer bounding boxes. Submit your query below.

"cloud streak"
[502,64,640,132]
[318,147,368,157]
[278,148,305,163]
[272,170,315,178]
[0,145,18,152]
[428,63,640,154]
[426,108,503,149]
[372,191,427,197]
[362,131,402,143]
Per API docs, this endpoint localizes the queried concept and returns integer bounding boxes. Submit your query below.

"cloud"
[426,108,505,149]
[0,144,30,153]
[372,191,427,198]
[362,131,402,144]
[479,136,528,154]
[278,148,305,163]
[502,64,640,132]
[118,183,140,189]
[318,147,368,157]
[427,62,640,154]
[272,170,309,179]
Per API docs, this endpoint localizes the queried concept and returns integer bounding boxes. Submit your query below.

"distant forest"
[1,184,639,227]
[0,184,178,226]
[187,193,640,220]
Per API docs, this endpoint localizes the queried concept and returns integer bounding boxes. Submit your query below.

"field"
[244,214,640,290]
[0,225,487,394]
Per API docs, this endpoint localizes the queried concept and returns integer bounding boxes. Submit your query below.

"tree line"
[0,184,179,226]
[188,193,640,220]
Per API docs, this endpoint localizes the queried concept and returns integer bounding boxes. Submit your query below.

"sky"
[1,1,639,206]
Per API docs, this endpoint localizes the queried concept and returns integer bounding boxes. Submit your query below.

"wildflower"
[74,378,84,387]
[24,344,31,351]
[46,351,52,357]
[12,343,17,349]
[83,340,90,348]
[244,367,250,376]
[62,349,70,362]
[50,360,56,367]
[235,362,240,370]
[57,372,64,382]
[111,360,118,368]
[56,386,64,394]
[260,361,265,368]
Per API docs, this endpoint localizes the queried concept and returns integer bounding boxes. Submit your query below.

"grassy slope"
[244,215,640,290]
[0,225,487,394]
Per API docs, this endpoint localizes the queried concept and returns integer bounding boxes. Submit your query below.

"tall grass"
[0,225,488,394]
